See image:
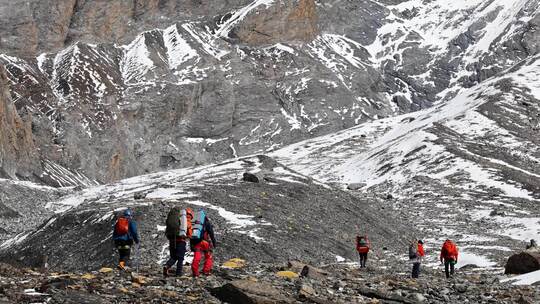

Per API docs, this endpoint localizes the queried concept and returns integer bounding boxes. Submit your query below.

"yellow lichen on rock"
[222,258,247,269]
[276,271,299,279]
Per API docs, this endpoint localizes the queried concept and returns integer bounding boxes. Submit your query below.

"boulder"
[133,192,147,200]
[211,280,292,304]
[505,251,540,274]
[287,260,306,273]
[243,172,262,183]
[347,183,365,190]
[300,265,328,280]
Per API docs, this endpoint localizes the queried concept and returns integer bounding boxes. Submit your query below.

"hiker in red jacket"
[356,235,370,268]
[440,239,459,278]
[412,240,425,278]
[191,216,217,277]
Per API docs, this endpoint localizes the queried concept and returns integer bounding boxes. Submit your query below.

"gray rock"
[211,280,293,304]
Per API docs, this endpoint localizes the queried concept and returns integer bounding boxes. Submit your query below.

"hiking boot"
[163,266,169,278]
[118,261,126,270]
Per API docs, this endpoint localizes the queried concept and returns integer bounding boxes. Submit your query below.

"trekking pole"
[135,242,141,274]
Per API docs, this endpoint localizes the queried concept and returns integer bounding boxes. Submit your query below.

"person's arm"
[205,219,216,247]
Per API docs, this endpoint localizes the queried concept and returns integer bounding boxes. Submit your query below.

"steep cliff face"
[0,64,37,179]
[0,0,253,57]
[233,0,318,45]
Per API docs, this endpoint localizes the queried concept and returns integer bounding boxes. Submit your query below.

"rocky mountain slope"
[0,155,412,272]
[1,0,538,185]
[1,259,538,304]
[272,53,540,268]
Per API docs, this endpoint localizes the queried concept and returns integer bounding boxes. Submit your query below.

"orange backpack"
[115,217,130,235]
[442,241,457,257]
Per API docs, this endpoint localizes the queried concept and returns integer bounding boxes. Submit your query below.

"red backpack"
[115,217,130,235]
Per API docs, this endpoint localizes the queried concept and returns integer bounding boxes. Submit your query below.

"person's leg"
[450,261,455,276]
[124,240,133,266]
[202,250,213,275]
[362,252,367,268]
[165,240,178,268]
[444,260,450,278]
[412,262,420,278]
[364,252,368,268]
[191,243,202,277]
[175,241,187,276]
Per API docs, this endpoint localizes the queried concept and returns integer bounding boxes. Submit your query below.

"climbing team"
[356,235,460,279]
[112,207,217,277]
[112,209,464,280]
[162,206,217,277]
[112,209,140,270]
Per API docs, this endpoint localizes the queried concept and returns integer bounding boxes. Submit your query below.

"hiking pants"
[192,240,213,276]
[114,239,133,263]
[444,259,455,278]
[358,252,368,268]
[165,239,187,275]
[412,262,421,278]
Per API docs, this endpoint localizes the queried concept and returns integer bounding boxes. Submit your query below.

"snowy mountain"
[1,0,538,185]
[272,53,540,267]
[0,0,539,285]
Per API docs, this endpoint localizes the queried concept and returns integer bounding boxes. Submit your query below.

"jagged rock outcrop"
[0,64,37,180]
[233,0,318,45]
[0,0,253,57]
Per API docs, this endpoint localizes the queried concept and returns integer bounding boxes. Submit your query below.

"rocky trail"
[0,256,538,304]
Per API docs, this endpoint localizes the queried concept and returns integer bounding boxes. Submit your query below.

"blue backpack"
[191,209,206,242]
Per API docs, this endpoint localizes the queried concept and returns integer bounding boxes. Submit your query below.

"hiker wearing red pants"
[190,212,216,277]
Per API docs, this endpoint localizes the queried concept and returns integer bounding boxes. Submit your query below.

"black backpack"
[165,207,181,239]
[409,244,418,259]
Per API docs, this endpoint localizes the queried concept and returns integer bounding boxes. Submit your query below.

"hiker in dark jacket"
[191,216,217,277]
[112,209,140,270]
[163,208,193,277]
[526,239,537,250]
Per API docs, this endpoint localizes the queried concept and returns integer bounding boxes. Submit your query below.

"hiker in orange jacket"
[356,235,370,268]
[440,239,458,278]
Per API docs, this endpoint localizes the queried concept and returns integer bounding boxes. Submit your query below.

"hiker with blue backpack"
[112,209,140,270]
[190,209,217,277]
